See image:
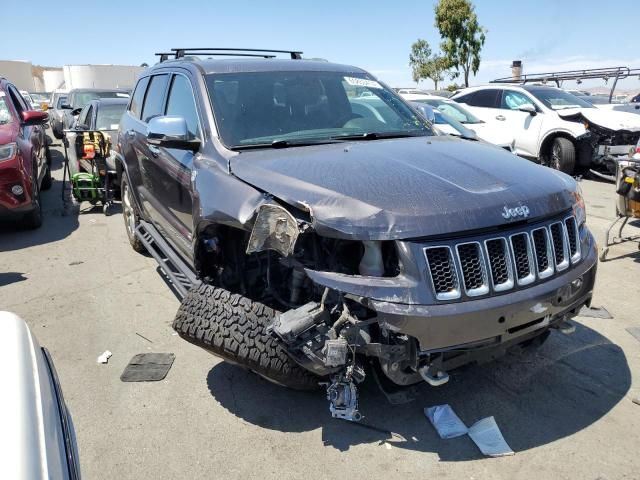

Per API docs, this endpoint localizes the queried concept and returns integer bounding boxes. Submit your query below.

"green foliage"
[434,0,486,87]
[409,39,452,89]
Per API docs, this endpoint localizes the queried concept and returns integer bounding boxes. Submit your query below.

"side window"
[454,92,474,104]
[129,76,150,119]
[501,90,535,110]
[8,85,28,114]
[77,105,90,127]
[467,89,500,108]
[165,75,200,138]
[141,74,169,123]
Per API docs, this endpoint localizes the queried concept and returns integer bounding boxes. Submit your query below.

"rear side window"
[141,74,169,123]
[454,92,474,104]
[165,75,200,138]
[466,89,500,108]
[129,77,149,119]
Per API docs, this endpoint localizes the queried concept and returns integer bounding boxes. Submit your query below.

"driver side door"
[495,90,543,158]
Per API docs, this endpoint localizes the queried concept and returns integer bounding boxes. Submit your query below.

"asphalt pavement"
[1,143,639,480]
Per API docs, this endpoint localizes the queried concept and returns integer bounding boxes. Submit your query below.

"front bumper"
[0,162,32,216]
[373,233,597,352]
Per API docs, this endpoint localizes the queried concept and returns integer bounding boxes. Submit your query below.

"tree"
[409,39,452,89]
[409,39,432,85]
[434,0,486,87]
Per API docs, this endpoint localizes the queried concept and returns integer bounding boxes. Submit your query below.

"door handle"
[496,115,506,121]
[148,145,160,158]
[126,129,136,140]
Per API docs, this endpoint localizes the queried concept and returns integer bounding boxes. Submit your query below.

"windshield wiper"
[232,138,344,150]
[330,131,428,141]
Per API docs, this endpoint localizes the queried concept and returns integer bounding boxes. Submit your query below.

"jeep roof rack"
[491,66,640,102]
[170,48,303,60]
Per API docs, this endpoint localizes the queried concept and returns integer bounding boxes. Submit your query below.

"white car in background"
[401,93,515,151]
[452,85,640,175]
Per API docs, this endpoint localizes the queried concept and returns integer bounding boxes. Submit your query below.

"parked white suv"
[401,93,514,151]
[452,85,640,174]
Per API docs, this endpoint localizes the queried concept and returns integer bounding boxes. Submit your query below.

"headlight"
[246,204,299,257]
[0,143,17,162]
[572,183,586,226]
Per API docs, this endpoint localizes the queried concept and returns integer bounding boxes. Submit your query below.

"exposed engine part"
[326,364,365,422]
[359,241,384,276]
[270,302,329,343]
[418,365,450,386]
[323,338,348,367]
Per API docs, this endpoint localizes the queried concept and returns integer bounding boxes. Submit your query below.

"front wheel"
[121,176,145,253]
[549,137,576,175]
[22,167,43,229]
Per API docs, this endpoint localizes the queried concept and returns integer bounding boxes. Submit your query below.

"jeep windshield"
[528,88,594,110]
[206,71,433,149]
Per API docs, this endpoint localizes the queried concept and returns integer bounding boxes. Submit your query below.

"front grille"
[425,247,460,300]
[423,214,582,301]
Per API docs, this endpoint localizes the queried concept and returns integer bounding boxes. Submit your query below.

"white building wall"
[43,69,65,91]
[63,65,143,90]
[0,60,35,90]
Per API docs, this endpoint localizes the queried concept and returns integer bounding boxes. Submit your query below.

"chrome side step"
[135,221,199,299]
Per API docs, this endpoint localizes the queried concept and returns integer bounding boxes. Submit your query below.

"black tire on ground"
[550,137,576,175]
[40,147,53,191]
[173,283,321,391]
[121,175,146,253]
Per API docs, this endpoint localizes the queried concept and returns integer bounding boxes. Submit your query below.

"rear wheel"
[121,176,145,253]
[549,137,576,175]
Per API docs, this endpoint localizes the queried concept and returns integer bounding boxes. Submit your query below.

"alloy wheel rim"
[123,184,135,236]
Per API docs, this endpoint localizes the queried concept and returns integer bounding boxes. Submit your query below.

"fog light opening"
[11,185,24,196]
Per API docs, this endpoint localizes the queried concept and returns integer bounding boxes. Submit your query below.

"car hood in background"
[230,136,577,240]
[557,108,640,132]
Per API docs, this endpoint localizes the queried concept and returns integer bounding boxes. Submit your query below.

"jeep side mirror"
[61,103,72,109]
[71,107,83,116]
[518,104,537,115]
[147,116,200,151]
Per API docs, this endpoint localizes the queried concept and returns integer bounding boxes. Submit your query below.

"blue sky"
[4,0,640,91]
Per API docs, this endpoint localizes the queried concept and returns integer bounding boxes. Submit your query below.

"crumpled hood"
[557,107,640,132]
[230,136,577,240]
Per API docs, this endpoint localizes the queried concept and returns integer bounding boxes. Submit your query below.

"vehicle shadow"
[0,272,27,287]
[205,322,630,459]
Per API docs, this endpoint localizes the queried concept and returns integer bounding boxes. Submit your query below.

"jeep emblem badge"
[502,205,530,220]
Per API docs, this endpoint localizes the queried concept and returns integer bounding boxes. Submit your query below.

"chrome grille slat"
[510,233,535,286]
[549,222,570,271]
[484,238,514,292]
[456,242,489,296]
[564,216,581,263]
[424,246,461,300]
[531,227,554,279]
[424,214,580,301]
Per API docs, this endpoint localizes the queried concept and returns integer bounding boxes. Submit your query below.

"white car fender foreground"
[0,311,80,480]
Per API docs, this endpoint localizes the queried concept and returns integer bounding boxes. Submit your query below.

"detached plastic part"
[424,404,468,439]
[97,350,112,364]
[419,366,450,386]
[468,416,514,457]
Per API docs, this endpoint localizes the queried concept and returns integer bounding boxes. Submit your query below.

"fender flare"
[537,129,578,159]
[113,151,146,219]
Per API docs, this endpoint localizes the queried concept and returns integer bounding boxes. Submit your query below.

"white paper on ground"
[424,404,469,439]
[468,416,514,457]
[97,350,112,364]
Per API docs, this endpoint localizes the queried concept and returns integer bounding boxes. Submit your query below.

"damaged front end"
[200,190,597,422]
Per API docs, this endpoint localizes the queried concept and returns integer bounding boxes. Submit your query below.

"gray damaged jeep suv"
[116,48,597,421]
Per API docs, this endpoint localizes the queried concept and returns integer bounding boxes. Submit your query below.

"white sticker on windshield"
[116,93,130,98]
[344,77,382,89]
[110,124,119,130]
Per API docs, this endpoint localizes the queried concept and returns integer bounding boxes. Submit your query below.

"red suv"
[0,78,51,228]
